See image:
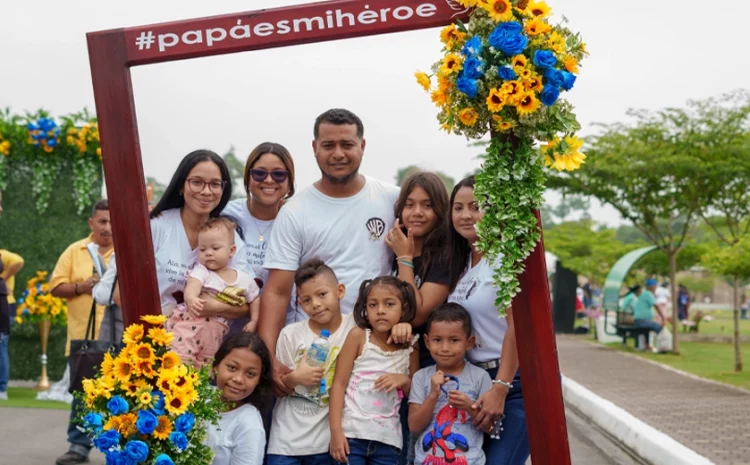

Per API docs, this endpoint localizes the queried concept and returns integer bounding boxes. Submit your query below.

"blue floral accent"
[174,412,195,434]
[150,391,166,416]
[169,432,189,452]
[107,395,129,415]
[154,454,175,465]
[83,413,104,433]
[125,440,150,463]
[540,85,561,106]
[93,429,121,452]
[136,410,158,435]
[488,22,527,56]
[463,56,485,79]
[462,36,483,56]
[533,50,557,69]
[560,71,577,91]
[457,75,479,98]
[497,66,517,81]
[543,68,565,88]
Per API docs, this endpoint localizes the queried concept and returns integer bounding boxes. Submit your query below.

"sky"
[2,0,749,227]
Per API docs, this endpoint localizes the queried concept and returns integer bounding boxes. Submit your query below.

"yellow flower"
[524,74,544,92]
[138,390,157,409]
[101,352,115,378]
[141,314,167,326]
[516,92,541,116]
[161,352,181,371]
[440,24,467,46]
[547,32,566,54]
[148,327,174,347]
[157,371,177,394]
[492,115,516,132]
[114,356,134,382]
[527,1,551,17]
[438,75,452,92]
[153,416,173,440]
[564,135,584,152]
[117,413,138,436]
[563,56,579,73]
[123,378,149,397]
[500,81,524,104]
[456,0,480,6]
[415,71,431,92]
[133,343,156,363]
[104,416,122,432]
[486,88,506,112]
[511,55,528,70]
[123,324,145,344]
[165,391,190,416]
[549,152,586,171]
[440,123,453,133]
[135,359,156,378]
[525,18,551,36]
[96,147,102,157]
[458,108,479,127]
[431,90,448,107]
[14,316,23,325]
[439,54,463,76]
[481,0,514,22]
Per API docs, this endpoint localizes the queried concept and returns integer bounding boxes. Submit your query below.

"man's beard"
[320,160,361,185]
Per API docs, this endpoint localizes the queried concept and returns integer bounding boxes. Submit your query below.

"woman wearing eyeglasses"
[223,142,298,331]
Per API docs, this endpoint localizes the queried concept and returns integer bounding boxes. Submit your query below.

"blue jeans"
[0,332,9,392]
[267,453,333,465]
[484,369,529,465]
[67,358,93,457]
[634,319,662,334]
[336,439,400,465]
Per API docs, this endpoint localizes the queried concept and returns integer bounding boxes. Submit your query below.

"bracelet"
[492,379,513,389]
[396,255,413,261]
[74,283,80,296]
[398,260,414,268]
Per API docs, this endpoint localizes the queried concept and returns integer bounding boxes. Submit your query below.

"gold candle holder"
[36,318,51,391]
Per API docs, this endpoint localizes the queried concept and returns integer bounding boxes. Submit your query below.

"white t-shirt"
[223,199,304,324]
[267,313,358,455]
[151,209,250,314]
[264,176,400,314]
[655,286,670,305]
[206,403,265,465]
[447,255,508,363]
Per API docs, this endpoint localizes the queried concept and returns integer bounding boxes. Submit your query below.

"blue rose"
[560,70,577,91]
[93,429,121,452]
[540,85,561,106]
[488,22,527,55]
[456,76,479,98]
[544,68,565,88]
[125,440,150,463]
[169,432,189,452]
[533,50,557,69]
[107,396,129,415]
[27,122,39,131]
[104,450,126,465]
[493,21,523,37]
[154,454,175,465]
[174,413,195,434]
[83,413,103,432]
[150,391,165,416]
[497,66,517,81]
[462,36,483,57]
[497,34,528,56]
[463,56,485,79]
[136,410,158,435]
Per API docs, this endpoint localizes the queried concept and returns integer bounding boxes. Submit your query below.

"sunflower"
[439,54,463,76]
[122,324,145,345]
[138,390,157,409]
[481,0,514,22]
[113,357,134,383]
[500,81,523,104]
[161,352,181,371]
[549,152,586,171]
[104,416,122,432]
[101,352,115,378]
[563,56,579,73]
[141,314,167,326]
[431,90,448,107]
[117,413,138,436]
[165,392,190,416]
[516,92,541,116]
[157,371,177,394]
[525,18,551,36]
[440,24,467,46]
[147,327,174,347]
[133,343,156,363]
[153,416,173,440]
[415,71,431,92]
[457,108,479,127]
[136,359,156,379]
[492,115,517,132]
[547,32,566,54]
[440,123,453,133]
[486,88,506,112]
[527,1,551,17]
[525,74,544,92]
[123,378,148,398]
[438,75,452,92]
[511,55,528,70]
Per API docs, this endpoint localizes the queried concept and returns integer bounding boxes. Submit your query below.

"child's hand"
[243,319,257,333]
[374,373,411,393]
[185,297,205,318]
[448,390,475,412]
[330,430,350,463]
[384,219,415,258]
[292,353,325,388]
[387,323,413,345]
[430,370,449,394]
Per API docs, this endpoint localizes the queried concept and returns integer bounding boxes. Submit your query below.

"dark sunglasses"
[250,168,289,183]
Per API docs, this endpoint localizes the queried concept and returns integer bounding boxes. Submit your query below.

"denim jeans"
[67,362,93,457]
[634,319,662,334]
[335,439,400,465]
[484,369,529,465]
[266,453,333,465]
[0,332,9,393]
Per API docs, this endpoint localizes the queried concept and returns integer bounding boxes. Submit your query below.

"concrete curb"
[562,375,715,465]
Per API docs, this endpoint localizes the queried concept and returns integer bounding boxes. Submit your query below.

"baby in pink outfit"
[167,217,260,366]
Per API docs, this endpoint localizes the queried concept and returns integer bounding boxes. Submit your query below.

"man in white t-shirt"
[259,108,400,394]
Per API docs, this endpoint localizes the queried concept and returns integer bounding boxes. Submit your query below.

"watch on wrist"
[492,379,513,389]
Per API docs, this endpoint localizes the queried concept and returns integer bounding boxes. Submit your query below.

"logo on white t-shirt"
[366,217,386,241]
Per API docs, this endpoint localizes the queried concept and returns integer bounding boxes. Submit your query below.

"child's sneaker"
[0,391,8,400]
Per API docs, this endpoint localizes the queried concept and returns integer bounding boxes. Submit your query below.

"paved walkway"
[557,335,750,465]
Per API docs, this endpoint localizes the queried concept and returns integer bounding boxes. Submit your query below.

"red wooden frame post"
[86,1,570,462]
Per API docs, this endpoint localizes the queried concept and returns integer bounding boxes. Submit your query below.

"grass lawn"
[608,340,750,390]
[0,387,70,410]
[694,309,750,336]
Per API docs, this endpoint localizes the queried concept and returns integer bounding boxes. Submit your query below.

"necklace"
[249,213,273,242]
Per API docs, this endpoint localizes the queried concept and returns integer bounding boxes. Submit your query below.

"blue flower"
[125,440,149,463]
[47,138,57,147]
[497,66,517,81]
[93,429,121,452]
[496,34,528,56]
[462,56,485,79]
[136,410,158,435]
[174,412,195,434]
[488,22,527,55]
[150,391,165,416]
[543,68,565,88]
[462,36,483,57]
[154,454,175,465]
[540,85,561,106]
[560,71,577,91]
[107,396,129,415]
[38,118,57,132]
[456,75,479,98]
[83,413,104,432]
[105,449,129,465]
[27,122,39,131]
[493,21,523,38]
[533,50,557,69]
[169,432,189,452]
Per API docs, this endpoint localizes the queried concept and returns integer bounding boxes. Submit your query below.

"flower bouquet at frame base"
[416,0,588,313]
[76,315,223,465]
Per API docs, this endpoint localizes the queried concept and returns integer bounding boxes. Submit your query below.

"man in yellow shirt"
[0,249,23,401]
[51,199,114,465]
[0,249,24,318]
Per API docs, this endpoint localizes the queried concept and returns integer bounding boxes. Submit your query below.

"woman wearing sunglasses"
[223,142,297,332]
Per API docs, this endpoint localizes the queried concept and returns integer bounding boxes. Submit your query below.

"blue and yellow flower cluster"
[27,118,60,153]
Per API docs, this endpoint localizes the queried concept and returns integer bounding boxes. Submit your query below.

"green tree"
[145,176,166,204]
[394,165,455,191]
[223,146,245,199]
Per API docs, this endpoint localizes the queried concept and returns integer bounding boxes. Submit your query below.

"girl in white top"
[222,142,303,330]
[206,332,273,465]
[330,276,419,464]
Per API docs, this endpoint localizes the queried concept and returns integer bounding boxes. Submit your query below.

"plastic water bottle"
[307,329,330,394]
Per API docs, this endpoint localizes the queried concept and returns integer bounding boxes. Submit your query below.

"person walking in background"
[0,249,24,325]
[677,284,691,321]
[0,248,23,401]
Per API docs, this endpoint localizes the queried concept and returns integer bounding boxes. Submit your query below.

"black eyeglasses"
[250,168,289,183]
[186,177,226,194]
